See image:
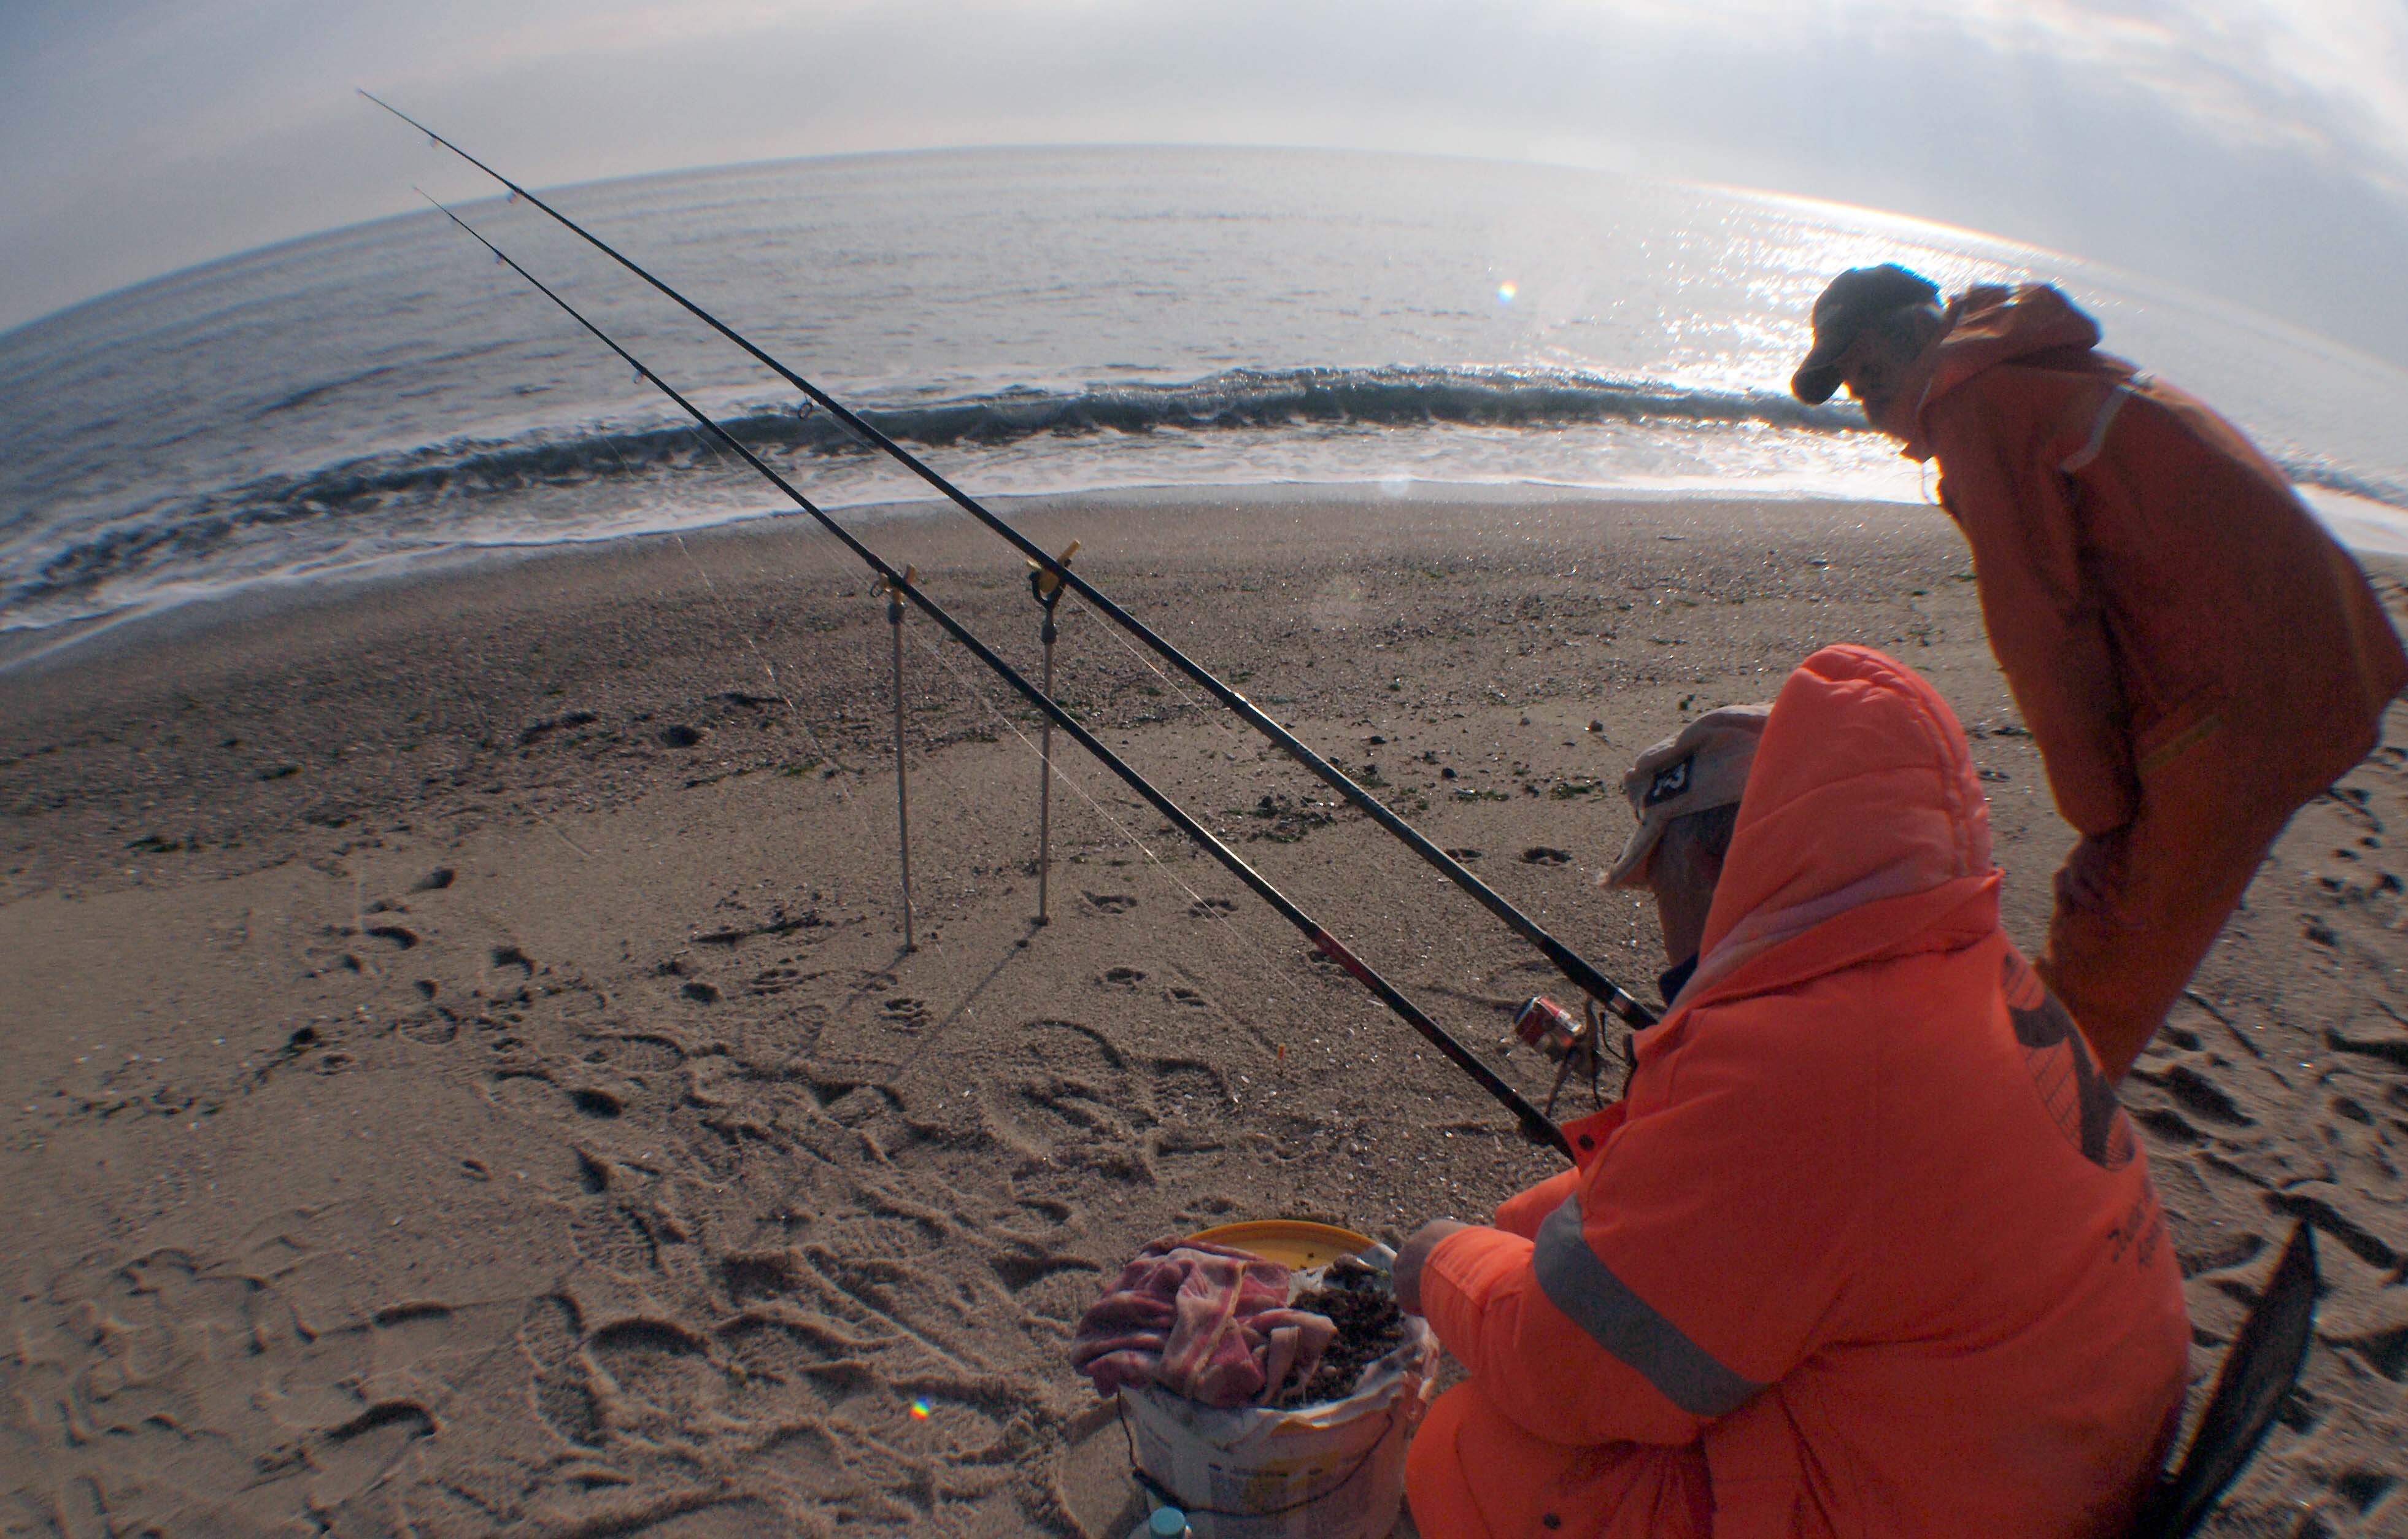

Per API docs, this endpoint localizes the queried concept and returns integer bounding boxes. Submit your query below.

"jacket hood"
[1682,645,1998,1006]
[1907,284,2102,440]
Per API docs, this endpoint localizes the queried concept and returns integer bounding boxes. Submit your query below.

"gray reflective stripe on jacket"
[2060,374,2152,474]
[1532,1195,1765,1418]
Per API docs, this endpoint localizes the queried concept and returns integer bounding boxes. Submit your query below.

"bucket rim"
[1184,1219,1378,1268]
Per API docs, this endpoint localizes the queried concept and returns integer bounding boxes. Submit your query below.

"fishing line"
[1062,589,1232,735]
[587,384,910,945]
[904,620,1221,925]
[595,406,874,794]
[901,612,1271,961]
[631,330,1228,966]
[667,472,1038,970]
[898,526,1515,1121]
[648,395,1112,972]
[900,616,1348,1090]
[670,525,908,903]
[1054,586,1459,909]
[682,400,1508,1108]
[365,93,1656,1033]
[591,338,1022,965]
[414,193,1568,1155]
[653,431,949,959]
[528,242,917,949]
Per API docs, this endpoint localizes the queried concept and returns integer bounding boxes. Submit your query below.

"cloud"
[1936,0,2408,196]
[2,0,2404,362]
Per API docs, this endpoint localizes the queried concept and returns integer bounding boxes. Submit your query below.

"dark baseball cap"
[1790,264,1942,405]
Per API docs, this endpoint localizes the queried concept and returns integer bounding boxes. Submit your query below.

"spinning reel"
[1511,995,1631,1117]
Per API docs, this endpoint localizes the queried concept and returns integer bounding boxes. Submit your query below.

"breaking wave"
[119,363,2408,519]
[9,364,2403,626]
[9,367,1867,608]
[228,363,1879,505]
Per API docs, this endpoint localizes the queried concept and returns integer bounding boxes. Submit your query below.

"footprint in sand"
[984,1020,1149,1180]
[413,867,456,891]
[1188,897,1237,917]
[2155,1065,2255,1128]
[1521,847,1573,866]
[1083,892,1138,914]
[576,1151,612,1193]
[657,724,706,749]
[880,997,930,1027]
[987,1247,1102,1318]
[518,709,598,746]
[718,1251,801,1303]
[570,1088,623,1119]
[571,1197,664,1276]
[1100,967,1147,987]
[1149,1057,1232,1117]
[522,1296,603,1448]
[587,1035,687,1076]
[593,1319,739,1429]
[717,1313,865,1414]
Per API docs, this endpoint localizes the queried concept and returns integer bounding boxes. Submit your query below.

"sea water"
[3,146,2404,636]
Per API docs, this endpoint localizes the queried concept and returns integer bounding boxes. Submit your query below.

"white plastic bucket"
[1117,1314,1439,1539]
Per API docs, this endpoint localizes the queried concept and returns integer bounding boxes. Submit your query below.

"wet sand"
[4,488,2406,1536]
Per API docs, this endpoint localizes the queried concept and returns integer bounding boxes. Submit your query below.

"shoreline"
[4,490,2404,1535]
[12,474,2407,679]
[2,480,1918,678]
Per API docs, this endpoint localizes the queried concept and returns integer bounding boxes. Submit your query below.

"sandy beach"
[4,488,2406,1537]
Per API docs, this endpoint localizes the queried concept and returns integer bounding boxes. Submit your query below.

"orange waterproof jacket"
[1904,285,2406,836]
[1420,646,2191,1538]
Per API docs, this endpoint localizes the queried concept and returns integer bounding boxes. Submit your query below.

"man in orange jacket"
[1394,645,2190,1538]
[1791,266,2406,1079]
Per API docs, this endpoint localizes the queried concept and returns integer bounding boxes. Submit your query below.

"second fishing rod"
[363,91,1659,1036]
[420,196,1574,1161]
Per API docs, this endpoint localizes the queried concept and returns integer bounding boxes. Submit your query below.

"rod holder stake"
[1026,542,1079,925]
[884,568,919,952]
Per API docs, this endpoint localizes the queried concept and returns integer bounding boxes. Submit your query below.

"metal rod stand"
[886,572,916,952]
[412,198,1572,1155]
[1027,542,1078,926]
[378,96,1659,1030]
[1036,633,1055,925]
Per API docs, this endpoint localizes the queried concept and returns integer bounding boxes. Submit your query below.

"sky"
[4,0,2407,367]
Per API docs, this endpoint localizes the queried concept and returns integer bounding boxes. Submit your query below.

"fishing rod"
[362,92,1659,1035]
[420,195,1573,1160]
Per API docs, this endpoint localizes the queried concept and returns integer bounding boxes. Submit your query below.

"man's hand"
[2055,828,2129,917]
[1392,1220,1471,1316]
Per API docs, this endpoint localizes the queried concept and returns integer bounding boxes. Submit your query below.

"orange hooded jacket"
[1411,646,2191,1538]
[1903,285,2405,837]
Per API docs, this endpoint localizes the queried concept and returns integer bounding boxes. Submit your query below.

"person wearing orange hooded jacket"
[1394,645,2190,1539]
[1791,267,2407,1080]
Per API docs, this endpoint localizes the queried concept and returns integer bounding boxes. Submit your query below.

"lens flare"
[1497,281,1518,303]
[909,1398,933,1420]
